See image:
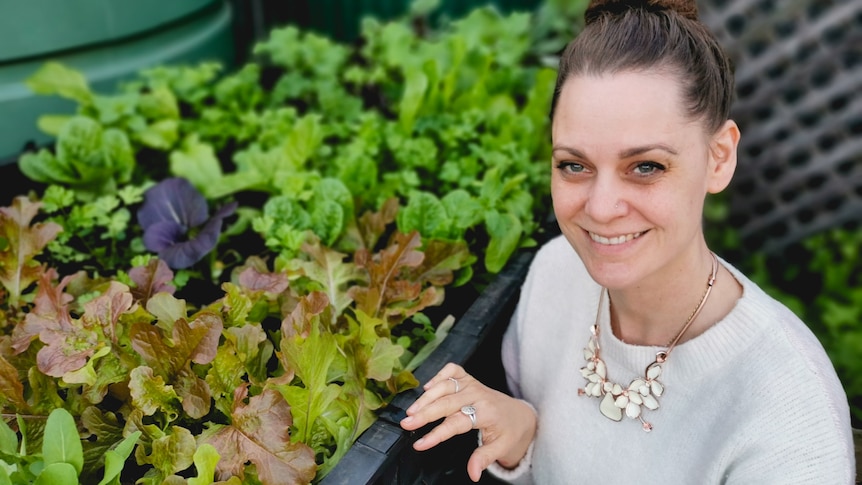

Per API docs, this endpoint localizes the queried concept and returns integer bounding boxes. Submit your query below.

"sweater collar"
[596,258,773,382]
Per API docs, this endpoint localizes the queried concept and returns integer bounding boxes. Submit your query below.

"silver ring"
[461,405,477,429]
[448,377,460,393]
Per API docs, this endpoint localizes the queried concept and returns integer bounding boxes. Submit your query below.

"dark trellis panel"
[698,0,862,253]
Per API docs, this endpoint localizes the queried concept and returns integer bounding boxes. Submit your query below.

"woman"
[399,0,856,483]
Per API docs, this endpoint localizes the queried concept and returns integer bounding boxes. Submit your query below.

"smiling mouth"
[589,231,644,246]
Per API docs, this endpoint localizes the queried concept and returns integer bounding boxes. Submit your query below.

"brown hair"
[550,0,734,134]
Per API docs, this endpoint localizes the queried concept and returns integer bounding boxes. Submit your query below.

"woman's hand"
[399,363,537,482]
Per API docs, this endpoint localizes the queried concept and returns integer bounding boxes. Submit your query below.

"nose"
[584,174,626,222]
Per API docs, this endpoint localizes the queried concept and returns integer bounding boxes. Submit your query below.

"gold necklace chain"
[578,253,718,431]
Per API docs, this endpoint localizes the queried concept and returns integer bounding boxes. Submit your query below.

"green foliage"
[19,116,135,199]
[0,203,466,483]
[26,62,181,154]
[18,2,557,281]
[799,230,862,424]
[0,197,62,308]
[706,195,862,426]
[37,183,146,272]
[0,408,139,485]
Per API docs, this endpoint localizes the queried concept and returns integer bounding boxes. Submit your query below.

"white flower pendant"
[580,258,717,432]
[578,324,664,432]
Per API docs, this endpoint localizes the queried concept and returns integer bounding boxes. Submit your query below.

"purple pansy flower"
[137,177,237,269]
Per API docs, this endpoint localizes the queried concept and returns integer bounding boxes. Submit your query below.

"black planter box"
[321,250,535,485]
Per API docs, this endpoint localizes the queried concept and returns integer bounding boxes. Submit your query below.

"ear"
[706,120,740,194]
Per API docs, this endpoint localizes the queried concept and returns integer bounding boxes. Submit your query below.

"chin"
[571,250,632,288]
[567,245,641,290]
[584,265,639,290]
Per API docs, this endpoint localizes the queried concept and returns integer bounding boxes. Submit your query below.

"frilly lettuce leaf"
[277,293,343,445]
[206,323,270,416]
[128,258,176,305]
[9,271,104,380]
[235,260,290,294]
[200,387,316,485]
[144,292,187,333]
[354,311,404,382]
[405,238,473,287]
[129,305,223,419]
[81,281,134,344]
[350,231,443,327]
[294,241,364,321]
[354,197,399,251]
[219,283,255,328]
[135,425,196,484]
[0,353,26,411]
[0,197,63,307]
[128,366,180,419]
[206,344,245,419]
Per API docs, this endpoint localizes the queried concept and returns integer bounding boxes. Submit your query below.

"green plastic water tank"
[0,0,237,165]
[263,0,541,44]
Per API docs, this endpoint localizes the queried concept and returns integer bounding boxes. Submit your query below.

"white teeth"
[589,231,643,245]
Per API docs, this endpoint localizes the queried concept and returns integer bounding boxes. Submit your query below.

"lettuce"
[19,117,134,198]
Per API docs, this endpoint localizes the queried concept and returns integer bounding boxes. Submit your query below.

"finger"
[422,363,467,390]
[411,410,474,451]
[404,385,454,419]
[407,375,472,417]
[467,456,485,483]
[466,438,510,482]
[401,390,469,431]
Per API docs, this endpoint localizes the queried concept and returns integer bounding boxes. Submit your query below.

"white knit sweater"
[489,236,855,484]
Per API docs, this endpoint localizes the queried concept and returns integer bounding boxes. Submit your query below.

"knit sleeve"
[487,270,537,483]
[721,407,854,485]
[501,249,543,400]
[501,309,524,399]
[721,292,855,484]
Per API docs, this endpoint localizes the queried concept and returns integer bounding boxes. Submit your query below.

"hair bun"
[585,0,699,24]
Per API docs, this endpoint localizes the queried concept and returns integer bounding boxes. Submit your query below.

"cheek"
[550,177,580,213]
[649,186,705,229]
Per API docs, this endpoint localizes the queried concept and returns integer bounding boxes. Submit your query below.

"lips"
[589,231,644,245]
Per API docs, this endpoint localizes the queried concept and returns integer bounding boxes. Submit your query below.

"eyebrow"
[552,144,679,159]
[619,144,678,158]
[552,146,587,158]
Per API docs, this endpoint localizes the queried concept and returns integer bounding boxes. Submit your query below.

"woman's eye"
[556,162,585,174]
[633,161,665,176]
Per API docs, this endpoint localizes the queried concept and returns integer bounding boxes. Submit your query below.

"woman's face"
[551,70,732,289]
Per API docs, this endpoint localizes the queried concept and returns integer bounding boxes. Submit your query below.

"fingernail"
[401,416,413,426]
[414,437,425,447]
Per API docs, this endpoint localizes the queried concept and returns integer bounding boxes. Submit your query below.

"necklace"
[578,253,718,431]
